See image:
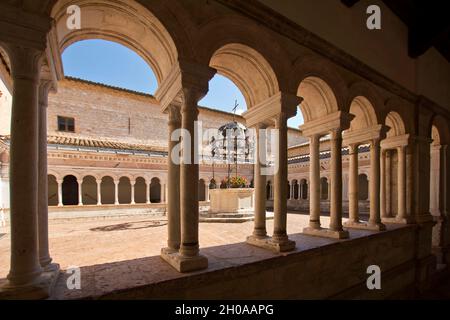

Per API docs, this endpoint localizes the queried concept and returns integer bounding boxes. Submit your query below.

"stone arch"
[134,177,147,204]
[82,175,97,205]
[150,177,161,203]
[48,175,58,206]
[100,176,115,205]
[118,176,131,204]
[348,96,379,131]
[50,0,182,84]
[385,111,406,138]
[206,43,280,108]
[358,174,369,201]
[292,55,347,122]
[62,175,78,205]
[344,81,385,124]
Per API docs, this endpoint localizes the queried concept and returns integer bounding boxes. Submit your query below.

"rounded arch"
[62,175,78,205]
[81,175,97,205]
[150,177,161,203]
[385,111,406,138]
[134,177,147,204]
[291,55,347,122]
[118,176,131,204]
[348,96,379,131]
[344,81,385,123]
[431,115,450,146]
[50,0,182,84]
[100,176,115,205]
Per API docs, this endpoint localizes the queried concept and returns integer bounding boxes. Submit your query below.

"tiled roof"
[0,134,168,155]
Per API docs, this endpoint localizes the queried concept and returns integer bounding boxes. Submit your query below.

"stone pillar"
[5,46,43,287]
[368,139,385,230]
[57,179,63,207]
[130,180,136,205]
[249,124,268,240]
[308,134,321,229]
[397,145,407,221]
[146,182,151,204]
[37,80,54,269]
[96,179,102,205]
[114,180,119,205]
[347,143,359,223]
[380,149,387,218]
[77,178,83,206]
[329,129,348,238]
[164,105,181,253]
[386,150,392,217]
[271,112,295,250]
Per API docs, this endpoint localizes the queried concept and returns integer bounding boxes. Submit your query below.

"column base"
[0,264,60,300]
[160,249,208,273]
[246,235,296,253]
[303,227,349,239]
[382,217,414,224]
[344,221,386,231]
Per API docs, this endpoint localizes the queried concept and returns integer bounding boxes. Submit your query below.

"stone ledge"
[246,235,296,253]
[160,249,208,273]
[344,221,386,231]
[302,227,350,239]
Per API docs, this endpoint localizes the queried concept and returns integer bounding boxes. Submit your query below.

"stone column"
[96,179,102,205]
[172,87,208,271]
[250,124,268,239]
[397,145,407,221]
[347,143,359,223]
[77,178,83,206]
[386,150,392,217]
[6,46,44,286]
[368,139,385,230]
[271,112,295,250]
[164,105,181,253]
[329,129,348,237]
[57,179,63,207]
[308,134,321,229]
[114,180,119,205]
[380,149,387,218]
[130,180,136,205]
[146,182,150,204]
[37,80,54,269]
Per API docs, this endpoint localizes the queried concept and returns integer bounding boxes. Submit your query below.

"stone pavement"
[0,212,333,279]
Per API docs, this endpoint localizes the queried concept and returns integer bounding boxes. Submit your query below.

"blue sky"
[62,39,303,128]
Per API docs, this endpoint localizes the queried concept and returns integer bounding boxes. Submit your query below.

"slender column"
[114,180,119,205]
[37,80,53,268]
[96,179,102,205]
[348,143,359,223]
[272,112,291,245]
[368,139,385,229]
[386,150,392,216]
[329,129,344,232]
[179,89,202,258]
[57,180,63,207]
[77,178,83,206]
[146,182,150,204]
[130,180,136,205]
[252,124,268,238]
[380,149,387,218]
[397,145,407,220]
[309,134,321,229]
[165,105,181,252]
[7,46,44,286]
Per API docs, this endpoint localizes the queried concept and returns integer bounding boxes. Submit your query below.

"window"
[58,116,75,132]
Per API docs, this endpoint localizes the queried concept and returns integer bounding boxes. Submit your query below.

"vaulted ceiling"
[342,0,450,62]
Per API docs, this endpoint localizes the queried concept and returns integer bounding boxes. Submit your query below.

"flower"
[221,176,249,188]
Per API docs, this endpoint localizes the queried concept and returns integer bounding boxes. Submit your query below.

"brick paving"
[0,213,333,279]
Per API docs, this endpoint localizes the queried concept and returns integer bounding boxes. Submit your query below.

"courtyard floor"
[0,212,335,279]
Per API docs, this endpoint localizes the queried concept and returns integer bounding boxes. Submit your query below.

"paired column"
[397,146,407,221]
[329,129,348,238]
[37,80,55,269]
[164,105,181,253]
[347,143,359,223]
[368,139,385,230]
[308,134,321,230]
[6,46,44,287]
[96,179,102,205]
[380,149,387,218]
[249,124,268,240]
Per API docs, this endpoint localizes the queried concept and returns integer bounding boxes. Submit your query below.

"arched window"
[358,174,369,201]
[320,177,329,200]
[62,175,78,206]
[150,178,161,203]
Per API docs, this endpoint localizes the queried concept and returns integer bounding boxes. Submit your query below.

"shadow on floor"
[90,220,167,232]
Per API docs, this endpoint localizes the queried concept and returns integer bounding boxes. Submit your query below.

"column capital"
[4,45,45,81]
[167,103,182,126]
[96,179,102,184]
[38,79,55,107]
[348,143,360,154]
[300,111,354,137]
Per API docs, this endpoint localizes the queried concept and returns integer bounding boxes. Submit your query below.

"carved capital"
[5,45,45,81]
